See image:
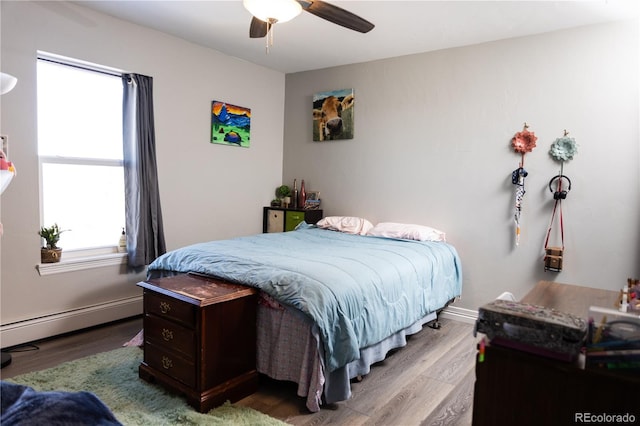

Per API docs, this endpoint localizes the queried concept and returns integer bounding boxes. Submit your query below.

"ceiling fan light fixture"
[243,0,302,24]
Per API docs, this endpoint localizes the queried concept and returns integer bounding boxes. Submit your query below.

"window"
[37,56,125,254]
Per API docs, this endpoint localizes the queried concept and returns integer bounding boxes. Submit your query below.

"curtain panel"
[122,73,166,267]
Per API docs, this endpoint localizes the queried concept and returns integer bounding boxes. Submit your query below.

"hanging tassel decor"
[510,122,538,247]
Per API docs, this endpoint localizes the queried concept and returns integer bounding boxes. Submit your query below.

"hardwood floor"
[0,316,145,378]
[0,316,477,426]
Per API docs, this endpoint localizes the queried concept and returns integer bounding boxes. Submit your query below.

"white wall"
[283,20,640,312]
[0,1,285,346]
[1,2,637,346]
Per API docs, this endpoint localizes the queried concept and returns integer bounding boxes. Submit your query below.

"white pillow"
[316,216,374,235]
[366,222,446,242]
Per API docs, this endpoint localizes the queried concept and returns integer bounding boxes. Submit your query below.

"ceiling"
[73,0,640,74]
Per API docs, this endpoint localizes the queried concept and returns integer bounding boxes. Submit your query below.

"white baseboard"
[440,305,478,324]
[0,296,143,349]
[0,297,475,349]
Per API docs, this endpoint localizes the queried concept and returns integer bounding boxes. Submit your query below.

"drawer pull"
[162,356,173,369]
[162,328,174,341]
[159,301,171,314]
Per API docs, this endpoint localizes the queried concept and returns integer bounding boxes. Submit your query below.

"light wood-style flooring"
[1,316,477,425]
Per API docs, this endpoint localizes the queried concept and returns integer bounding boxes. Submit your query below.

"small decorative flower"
[549,136,578,162]
[511,130,537,154]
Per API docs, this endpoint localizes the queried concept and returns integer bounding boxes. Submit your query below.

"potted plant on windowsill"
[38,223,68,263]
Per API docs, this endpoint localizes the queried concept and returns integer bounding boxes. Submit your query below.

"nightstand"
[263,206,323,233]
[137,273,258,413]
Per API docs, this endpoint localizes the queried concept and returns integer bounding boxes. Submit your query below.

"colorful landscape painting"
[211,101,251,148]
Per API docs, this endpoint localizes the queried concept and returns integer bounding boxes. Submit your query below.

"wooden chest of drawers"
[137,273,258,413]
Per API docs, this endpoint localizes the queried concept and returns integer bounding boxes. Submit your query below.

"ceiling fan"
[243,0,375,40]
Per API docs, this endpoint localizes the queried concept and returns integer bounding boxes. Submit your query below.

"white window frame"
[36,53,128,275]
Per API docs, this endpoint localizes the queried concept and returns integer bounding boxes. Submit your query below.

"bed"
[146,222,462,412]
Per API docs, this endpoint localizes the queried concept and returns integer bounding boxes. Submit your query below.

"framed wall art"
[312,88,354,141]
[211,100,251,148]
[304,191,321,209]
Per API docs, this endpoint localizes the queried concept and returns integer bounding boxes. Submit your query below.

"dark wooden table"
[472,281,639,426]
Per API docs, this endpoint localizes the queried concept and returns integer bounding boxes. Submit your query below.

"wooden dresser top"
[521,280,619,318]
[138,273,257,307]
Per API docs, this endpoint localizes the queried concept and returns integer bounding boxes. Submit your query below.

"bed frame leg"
[427,310,443,329]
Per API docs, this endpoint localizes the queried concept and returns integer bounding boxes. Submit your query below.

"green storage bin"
[285,211,305,231]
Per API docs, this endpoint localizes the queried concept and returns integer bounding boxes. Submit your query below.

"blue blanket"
[1,381,121,425]
[148,226,462,371]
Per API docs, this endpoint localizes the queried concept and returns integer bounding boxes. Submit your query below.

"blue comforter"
[147,226,462,372]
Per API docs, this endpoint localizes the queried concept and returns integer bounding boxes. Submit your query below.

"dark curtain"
[122,73,166,267]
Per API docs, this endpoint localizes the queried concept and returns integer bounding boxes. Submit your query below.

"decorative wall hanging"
[0,138,16,194]
[544,130,578,272]
[510,122,537,246]
[312,88,354,141]
[211,101,251,148]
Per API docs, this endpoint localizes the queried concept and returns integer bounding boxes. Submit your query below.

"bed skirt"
[257,293,438,412]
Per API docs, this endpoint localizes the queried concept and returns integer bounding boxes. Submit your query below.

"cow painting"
[312,89,354,141]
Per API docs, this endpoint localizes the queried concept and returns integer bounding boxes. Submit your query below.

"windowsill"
[36,252,128,276]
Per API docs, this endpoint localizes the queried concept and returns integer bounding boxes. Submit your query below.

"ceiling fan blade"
[299,0,374,33]
[249,16,268,38]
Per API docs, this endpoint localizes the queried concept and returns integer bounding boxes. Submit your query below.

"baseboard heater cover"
[0,296,142,349]
[1,299,475,348]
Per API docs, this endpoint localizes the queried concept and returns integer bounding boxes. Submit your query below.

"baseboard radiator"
[0,297,475,349]
[0,296,143,349]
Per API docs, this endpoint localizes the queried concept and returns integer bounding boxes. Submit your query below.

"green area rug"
[7,346,287,425]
